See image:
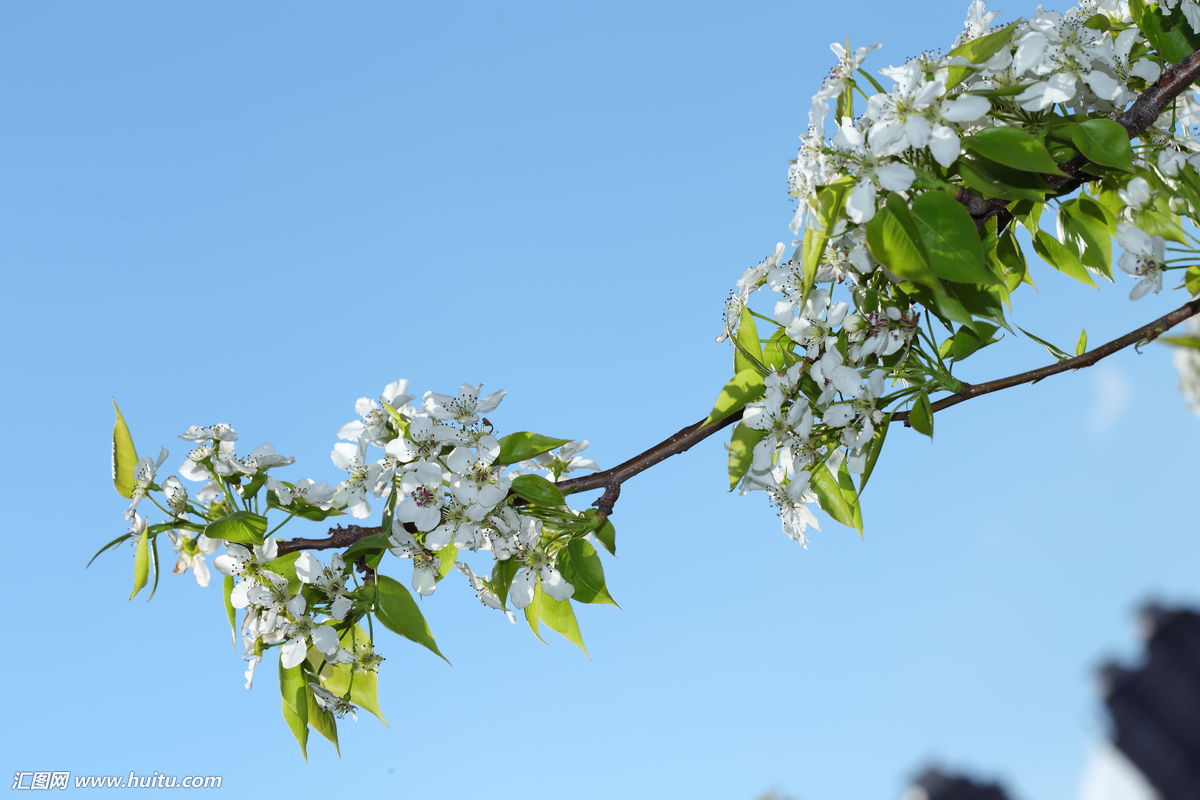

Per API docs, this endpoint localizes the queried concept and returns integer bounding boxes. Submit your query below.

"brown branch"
[892,297,1200,423]
[556,412,744,498]
[277,298,1200,553]
[275,53,1200,555]
[276,524,381,556]
[963,48,1200,229]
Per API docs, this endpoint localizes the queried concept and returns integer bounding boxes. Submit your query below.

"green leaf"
[1070,119,1134,173]
[858,416,891,494]
[86,532,133,569]
[811,465,858,531]
[204,510,269,545]
[223,576,237,641]
[524,586,588,657]
[559,539,618,606]
[436,544,457,579]
[703,368,766,426]
[495,432,572,466]
[1076,329,1088,356]
[1162,335,1200,351]
[1083,12,1111,30]
[1033,230,1097,287]
[945,22,1018,87]
[733,304,765,374]
[762,327,796,369]
[910,392,934,438]
[509,474,566,507]
[111,399,138,499]
[490,557,522,606]
[802,179,854,298]
[1185,266,1200,296]
[306,684,339,754]
[129,530,150,600]
[340,533,391,566]
[314,625,387,725]
[1018,326,1071,361]
[373,575,448,663]
[279,661,309,759]
[948,322,1001,361]
[264,551,303,584]
[910,190,997,285]
[964,127,1065,175]
[727,423,768,490]
[865,194,936,287]
[958,155,1051,202]
[1059,197,1114,278]
[594,519,616,556]
[1135,0,1200,62]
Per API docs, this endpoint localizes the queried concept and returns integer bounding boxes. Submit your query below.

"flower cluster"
[109,380,608,727]
[724,0,1200,545]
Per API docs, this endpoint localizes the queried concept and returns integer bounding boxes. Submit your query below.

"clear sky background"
[3,1,1197,797]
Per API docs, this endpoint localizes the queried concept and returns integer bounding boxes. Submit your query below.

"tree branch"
[274,52,1200,555]
[962,48,1200,228]
[891,297,1200,423]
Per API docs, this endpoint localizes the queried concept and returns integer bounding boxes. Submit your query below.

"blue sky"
[3,1,1197,797]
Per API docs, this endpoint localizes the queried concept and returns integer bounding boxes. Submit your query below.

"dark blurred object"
[1100,603,1200,798]
[904,768,1011,800]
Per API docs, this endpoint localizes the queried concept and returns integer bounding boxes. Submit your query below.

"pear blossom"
[279,594,341,669]
[167,531,219,587]
[505,515,574,609]
[309,684,358,720]
[1116,222,1165,299]
[388,524,441,596]
[395,460,447,532]
[424,383,506,425]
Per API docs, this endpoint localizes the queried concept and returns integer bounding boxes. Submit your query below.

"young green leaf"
[963,127,1065,175]
[811,465,858,531]
[313,625,387,725]
[865,195,937,287]
[945,22,1017,87]
[111,399,138,499]
[1033,230,1097,287]
[509,474,566,507]
[727,423,768,490]
[733,304,765,374]
[223,576,237,642]
[523,586,588,657]
[204,511,269,545]
[594,519,616,556]
[559,539,618,606]
[130,530,150,600]
[373,575,448,663]
[910,392,934,438]
[1070,119,1134,173]
[1076,329,1088,356]
[910,190,997,285]
[495,432,572,466]
[1017,326,1071,361]
[703,368,766,426]
[279,661,310,760]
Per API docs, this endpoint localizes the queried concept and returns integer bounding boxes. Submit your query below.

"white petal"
[540,567,575,601]
[846,179,877,224]
[929,125,961,168]
[294,552,322,584]
[940,94,989,122]
[875,162,915,192]
[509,567,536,609]
[310,625,341,656]
[280,638,307,669]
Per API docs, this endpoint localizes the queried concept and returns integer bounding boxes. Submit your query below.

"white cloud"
[1089,364,1132,432]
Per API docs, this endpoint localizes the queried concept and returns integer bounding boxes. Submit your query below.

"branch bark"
[960,48,1200,229]
[275,51,1200,554]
